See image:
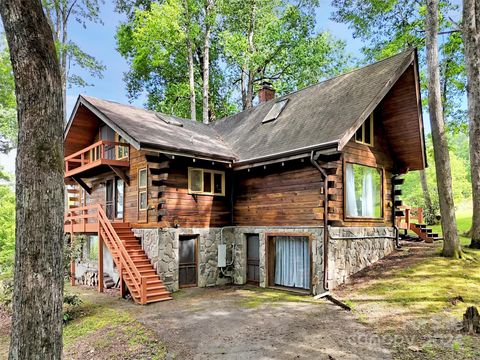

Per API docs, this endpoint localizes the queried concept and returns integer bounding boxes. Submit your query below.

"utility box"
[217,244,227,267]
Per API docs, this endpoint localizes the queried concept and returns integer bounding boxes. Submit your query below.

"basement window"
[355,113,374,146]
[262,99,288,123]
[188,168,225,196]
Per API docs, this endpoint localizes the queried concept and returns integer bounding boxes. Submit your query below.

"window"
[138,168,147,210]
[115,133,129,160]
[345,163,383,218]
[262,99,288,123]
[355,113,374,146]
[188,168,225,196]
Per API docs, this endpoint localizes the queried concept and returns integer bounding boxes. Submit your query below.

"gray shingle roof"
[79,96,236,161]
[68,49,416,164]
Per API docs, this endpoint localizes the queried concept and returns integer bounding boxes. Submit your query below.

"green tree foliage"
[0,34,16,152]
[331,0,467,128]
[117,0,234,120]
[403,133,471,222]
[0,171,15,276]
[220,0,350,109]
[116,0,350,118]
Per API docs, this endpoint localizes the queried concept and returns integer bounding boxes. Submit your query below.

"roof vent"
[155,113,183,127]
[262,99,288,123]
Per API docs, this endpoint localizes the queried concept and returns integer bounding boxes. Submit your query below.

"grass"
[342,209,480,359]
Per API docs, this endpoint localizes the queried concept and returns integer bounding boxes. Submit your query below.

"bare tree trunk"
[241,65,247,109]
[184,0,196,121]
[0,0,65,358]
[61,4,68,122]
[419,169,434,223]
[425,0,461,258]
[202,0,213,124]
[245,0,256,109]
[463,0,480,249]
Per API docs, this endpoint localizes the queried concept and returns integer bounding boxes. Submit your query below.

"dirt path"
[134,286,392,360]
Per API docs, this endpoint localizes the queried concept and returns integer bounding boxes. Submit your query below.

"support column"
[119,263,127,298]
[98,232,104,293]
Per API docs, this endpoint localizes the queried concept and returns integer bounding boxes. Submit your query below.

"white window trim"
[188,167,225,196]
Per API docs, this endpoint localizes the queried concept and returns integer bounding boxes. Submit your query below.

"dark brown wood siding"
[161,159,232,228]
[233,162,325,227]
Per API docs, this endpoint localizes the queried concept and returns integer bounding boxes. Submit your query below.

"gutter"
[234,141,339,169]
[310,151,330,292]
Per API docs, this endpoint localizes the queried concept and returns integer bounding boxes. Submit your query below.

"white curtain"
[346,163,358,216]
[274,237,310,289]
[362,171,374,216]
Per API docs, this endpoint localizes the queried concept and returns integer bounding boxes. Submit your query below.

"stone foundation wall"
[131,226,395,295]
[133,228,234,292]
[327,227,396,289]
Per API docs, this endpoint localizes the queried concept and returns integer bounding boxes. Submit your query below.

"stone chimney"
[258,81,275,103]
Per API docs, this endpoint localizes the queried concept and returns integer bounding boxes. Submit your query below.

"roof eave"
[337,50,416,152]
[139,142,237,163]
[232,140,340,170]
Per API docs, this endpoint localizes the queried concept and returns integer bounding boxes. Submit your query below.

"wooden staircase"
[409,223,441,243]
[109,223,172,304]
[65,204,172,304]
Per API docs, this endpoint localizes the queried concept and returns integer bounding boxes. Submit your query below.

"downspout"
[310,151,329,291]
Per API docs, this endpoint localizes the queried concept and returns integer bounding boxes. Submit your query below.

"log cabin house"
[64,49,426,304]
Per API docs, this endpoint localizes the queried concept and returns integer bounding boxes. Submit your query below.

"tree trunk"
[463,0,480,249]
[202,0,213,124]
[245,0,256,109]
[425,0,461,258]
[419,169,434,223]
[0,0,65,359]
[183,0,196,121]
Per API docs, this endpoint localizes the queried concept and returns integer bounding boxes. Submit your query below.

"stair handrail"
[95,205,145,298]
[65,204,146,301]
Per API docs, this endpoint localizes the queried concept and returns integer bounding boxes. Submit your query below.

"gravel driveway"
[134,286,392,360]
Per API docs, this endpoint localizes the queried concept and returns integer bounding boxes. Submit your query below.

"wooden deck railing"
[396,205,424,230]
[65,204,147,304]
[65,140,129,177]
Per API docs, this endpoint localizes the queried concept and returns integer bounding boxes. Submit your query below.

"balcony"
[65,140,130,180]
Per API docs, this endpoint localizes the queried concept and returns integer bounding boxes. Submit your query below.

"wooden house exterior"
[64,49,427,304]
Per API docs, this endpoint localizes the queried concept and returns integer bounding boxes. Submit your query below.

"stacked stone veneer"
[131,226,395,294]
[327,227,396,289]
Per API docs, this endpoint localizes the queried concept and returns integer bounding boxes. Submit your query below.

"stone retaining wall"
[327,227,396,289]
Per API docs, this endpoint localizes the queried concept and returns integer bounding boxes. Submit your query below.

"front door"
[247,234,260,283]
[179,235,197,287]
[105,177,124,221]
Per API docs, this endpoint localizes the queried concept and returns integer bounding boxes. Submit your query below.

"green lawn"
[341,210,480,359]
[430,208,473,247]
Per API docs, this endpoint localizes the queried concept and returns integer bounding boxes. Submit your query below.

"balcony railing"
[65,140,129,178]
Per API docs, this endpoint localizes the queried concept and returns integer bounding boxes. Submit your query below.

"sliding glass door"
[273,236,310,290]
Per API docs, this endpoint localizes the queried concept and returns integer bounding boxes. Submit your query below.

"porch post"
[98,230,104,293]
[119,263,126,298]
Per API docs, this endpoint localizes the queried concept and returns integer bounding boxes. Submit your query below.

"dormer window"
[262,99,288,123]
[355,113,374,146]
